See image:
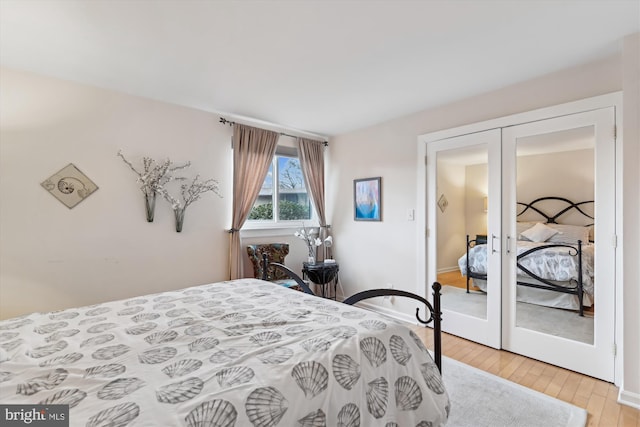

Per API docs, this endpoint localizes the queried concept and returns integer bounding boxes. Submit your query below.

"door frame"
[416,92,623,385]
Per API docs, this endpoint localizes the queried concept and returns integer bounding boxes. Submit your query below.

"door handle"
[491,234,499,253]
[506,235,511,254]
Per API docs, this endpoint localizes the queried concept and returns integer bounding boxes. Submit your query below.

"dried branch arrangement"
[117,150,190,196]
[118,150,221,231]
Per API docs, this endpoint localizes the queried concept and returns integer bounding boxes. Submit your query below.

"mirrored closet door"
[427,129,502,349]
[425,104,616,382]
[502,108,615,382]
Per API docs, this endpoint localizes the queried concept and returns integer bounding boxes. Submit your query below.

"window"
[247,150,314,225]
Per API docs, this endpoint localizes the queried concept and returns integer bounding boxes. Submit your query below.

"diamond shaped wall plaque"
[41,163,99,209]
[438,194,448,213]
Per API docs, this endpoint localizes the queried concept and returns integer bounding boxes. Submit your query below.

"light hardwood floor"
[412,270,639,426]
[412,326,639,426]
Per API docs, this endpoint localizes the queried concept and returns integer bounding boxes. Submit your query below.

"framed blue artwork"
[354,177,381,221]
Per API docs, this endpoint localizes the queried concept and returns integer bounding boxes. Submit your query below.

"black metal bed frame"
[261,253,443,372]
[465,197,592,317]
[343,283,443,372]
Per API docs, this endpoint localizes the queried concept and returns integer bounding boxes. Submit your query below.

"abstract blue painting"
[354,177,381,221]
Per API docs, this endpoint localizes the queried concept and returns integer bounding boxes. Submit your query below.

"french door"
[502,108,615,381]
[426,129,502,349]
[426,107,615,381]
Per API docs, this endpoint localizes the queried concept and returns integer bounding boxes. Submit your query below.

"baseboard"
[618,388,640,410]
[437,266,460,274]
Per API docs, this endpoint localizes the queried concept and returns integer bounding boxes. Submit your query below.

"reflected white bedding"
[458,242,594,310]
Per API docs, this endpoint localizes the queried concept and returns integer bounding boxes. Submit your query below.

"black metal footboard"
[465,236,586,316]
[260,253,444,372]
[343,282,443,373]
[516,240,584,316]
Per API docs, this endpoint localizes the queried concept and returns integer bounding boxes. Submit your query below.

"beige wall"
[621,32,640,408]
[0,68,234,319]
[0,68,319,320]
[464,164,488,245]
[435,163,466,272]
[517,149,594,203]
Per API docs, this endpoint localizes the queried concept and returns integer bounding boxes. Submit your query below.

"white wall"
[0,68,234,319]
[328,46,639,403]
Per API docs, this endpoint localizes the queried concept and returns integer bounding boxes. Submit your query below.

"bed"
[0,278,449,426]
[458,197,594,316]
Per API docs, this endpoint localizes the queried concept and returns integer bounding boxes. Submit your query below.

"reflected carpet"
[440,285,594,344]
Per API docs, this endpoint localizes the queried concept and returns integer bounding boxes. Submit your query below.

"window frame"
[242,146,318,234]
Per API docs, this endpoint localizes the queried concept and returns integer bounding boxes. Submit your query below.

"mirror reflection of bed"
[436,128,596,345]
[459,198,595,345]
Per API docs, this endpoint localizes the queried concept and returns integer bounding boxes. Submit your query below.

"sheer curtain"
[297,137,328,259]
[229,124,279,279]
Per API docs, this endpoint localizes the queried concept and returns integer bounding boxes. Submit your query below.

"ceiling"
[1,1,638,137]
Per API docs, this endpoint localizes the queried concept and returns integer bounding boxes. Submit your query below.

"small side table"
[302,261,339,299]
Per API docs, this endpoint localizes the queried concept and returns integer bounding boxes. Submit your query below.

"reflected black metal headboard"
[517,197,594,226]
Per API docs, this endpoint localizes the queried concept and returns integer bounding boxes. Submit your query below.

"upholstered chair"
[246,243,301,290]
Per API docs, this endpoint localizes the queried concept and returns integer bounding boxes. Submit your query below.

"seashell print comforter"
[0,279,449,426]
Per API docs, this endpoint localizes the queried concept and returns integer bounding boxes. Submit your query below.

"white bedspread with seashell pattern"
[0,278,449,426]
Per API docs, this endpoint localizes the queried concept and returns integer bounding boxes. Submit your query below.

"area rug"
[443,356,587,427]
[440,285,594,344]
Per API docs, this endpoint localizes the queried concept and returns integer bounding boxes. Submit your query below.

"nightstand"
[302,261,339,299]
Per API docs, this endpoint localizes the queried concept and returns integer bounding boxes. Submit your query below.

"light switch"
[407,209,415,221]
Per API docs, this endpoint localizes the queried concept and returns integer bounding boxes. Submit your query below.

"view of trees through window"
[248,155,312,221]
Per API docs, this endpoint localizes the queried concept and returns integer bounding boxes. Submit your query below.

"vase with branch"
[117,150,190,222]
[294,225,322,264]
[158,175,222,232]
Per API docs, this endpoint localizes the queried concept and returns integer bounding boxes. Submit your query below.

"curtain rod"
[219,117,328,146]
